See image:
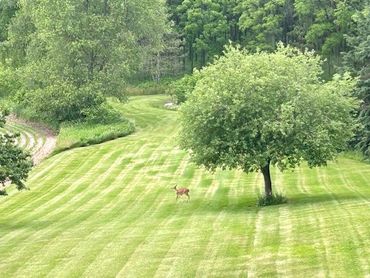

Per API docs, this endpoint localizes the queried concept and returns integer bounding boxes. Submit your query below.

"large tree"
[180,44,358,197]
[4,0,168,123]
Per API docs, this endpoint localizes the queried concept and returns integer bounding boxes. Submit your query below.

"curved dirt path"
[6,115,57,165]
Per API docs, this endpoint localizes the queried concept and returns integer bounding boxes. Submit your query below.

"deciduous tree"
[5,0,169,123]
[180,44,358,197]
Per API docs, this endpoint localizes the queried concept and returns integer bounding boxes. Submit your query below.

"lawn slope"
[0,95,369,277]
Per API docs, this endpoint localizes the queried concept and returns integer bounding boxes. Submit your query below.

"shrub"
[81,103,121,124]
[125,81,170,96]
[55,116,135,153]
[15,81,106,124]
[168,73,200,104]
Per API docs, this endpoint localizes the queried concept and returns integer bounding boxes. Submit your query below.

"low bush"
[55,116,135,153]
[81,103,122,124]
[257,193,288,207]
[167,73,200,104]
[125,81,170,96]
[14,80,107,124]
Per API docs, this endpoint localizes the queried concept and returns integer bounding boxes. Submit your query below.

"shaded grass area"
[0,95,369,277]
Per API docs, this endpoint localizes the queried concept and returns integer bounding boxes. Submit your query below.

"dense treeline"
[168,0,369,158]
[168,0,366,74]
[342,6,370,158]
[0,0,369,157]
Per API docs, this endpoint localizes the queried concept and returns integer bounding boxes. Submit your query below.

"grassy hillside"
[0,95,369,277]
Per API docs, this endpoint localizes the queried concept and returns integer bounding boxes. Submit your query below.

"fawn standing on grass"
[173,184,190,201]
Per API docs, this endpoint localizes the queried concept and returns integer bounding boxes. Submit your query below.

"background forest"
[0,0,369,158]
[0,1,369,276]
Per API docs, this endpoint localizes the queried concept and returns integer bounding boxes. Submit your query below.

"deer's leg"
[186,193,190,201]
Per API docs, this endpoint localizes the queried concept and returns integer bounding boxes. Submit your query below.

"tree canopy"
[180,45,358,196]
[1,0,169,124]
[168,0,367,75]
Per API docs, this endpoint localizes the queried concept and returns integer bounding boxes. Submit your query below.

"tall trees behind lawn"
[0,0,18,43]
[342,5,370,158]
[1,0,168,123]
[169,0,367,75]
[168,0,369,159]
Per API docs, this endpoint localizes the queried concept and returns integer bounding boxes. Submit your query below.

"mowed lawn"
[0,95,369,277]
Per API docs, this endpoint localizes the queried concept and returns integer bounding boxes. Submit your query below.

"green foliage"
[180,44,358,194]
[342,5,370,159]
[170,0,231,69]
[257,192,287,207]
[0,64,19,98]
[125,81,171,96]
[0,0,18,42]
[168,0,367,77]
[15,81,106,124]
[168,73,200,104]
[0,109,33,195]
[55,116,134,153]
[139,28,184,81]
[238,0,293,51]
[3,0,169,124]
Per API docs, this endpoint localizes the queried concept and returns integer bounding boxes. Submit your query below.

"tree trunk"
[261,161,272,196]
[103,0,109,16]
[201,49,206,68]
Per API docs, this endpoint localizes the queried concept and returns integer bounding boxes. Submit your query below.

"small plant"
[257,193,287,207]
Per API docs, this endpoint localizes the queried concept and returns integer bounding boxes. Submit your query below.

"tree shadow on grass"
[160,192,368,216]
[159,196,259,216]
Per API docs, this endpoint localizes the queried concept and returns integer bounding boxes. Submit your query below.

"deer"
[173,184,190,201]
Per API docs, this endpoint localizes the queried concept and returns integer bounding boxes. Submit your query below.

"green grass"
[0,95,369,277]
